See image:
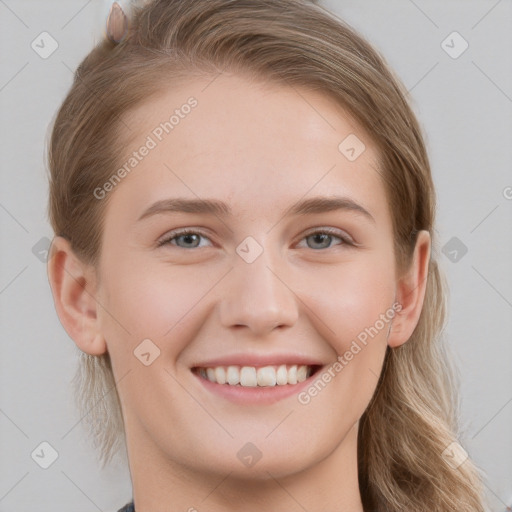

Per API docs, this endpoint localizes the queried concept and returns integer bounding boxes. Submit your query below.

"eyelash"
[157,227,355,250]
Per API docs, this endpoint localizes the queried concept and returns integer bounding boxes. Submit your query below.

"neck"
[126,422,365,512]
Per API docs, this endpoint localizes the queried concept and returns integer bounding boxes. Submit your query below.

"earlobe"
[47,236,107,356]
[387,230,431,349]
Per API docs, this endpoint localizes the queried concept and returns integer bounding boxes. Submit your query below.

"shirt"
[117,501,135,512]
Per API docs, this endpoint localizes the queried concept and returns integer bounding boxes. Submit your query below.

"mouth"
[192,364,323,387]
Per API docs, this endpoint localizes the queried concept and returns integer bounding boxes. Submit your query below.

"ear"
[387,230,431,348]
[47,236,107,356]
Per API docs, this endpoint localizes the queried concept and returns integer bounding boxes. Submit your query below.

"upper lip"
[191,353,325,368]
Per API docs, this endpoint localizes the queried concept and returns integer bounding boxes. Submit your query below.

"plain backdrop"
[0,0,511,511]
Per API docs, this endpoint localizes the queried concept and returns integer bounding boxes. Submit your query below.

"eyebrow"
[137,196,375,223]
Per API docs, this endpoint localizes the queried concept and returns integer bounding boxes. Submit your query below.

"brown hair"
[46,0,489,510]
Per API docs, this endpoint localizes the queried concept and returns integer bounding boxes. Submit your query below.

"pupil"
[312,233,329,248]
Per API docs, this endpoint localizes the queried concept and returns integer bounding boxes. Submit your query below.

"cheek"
[300,254,396,354]
[99,256,215,358]
[297,260,393,426]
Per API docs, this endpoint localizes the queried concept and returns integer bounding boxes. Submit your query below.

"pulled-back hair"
[46,1,489,510]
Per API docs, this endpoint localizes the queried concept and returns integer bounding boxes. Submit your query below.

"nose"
[219,248,299,336]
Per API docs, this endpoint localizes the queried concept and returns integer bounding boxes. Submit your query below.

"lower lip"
[192,368,323,405]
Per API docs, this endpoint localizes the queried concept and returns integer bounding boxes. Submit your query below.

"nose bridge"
[219,241,299,333]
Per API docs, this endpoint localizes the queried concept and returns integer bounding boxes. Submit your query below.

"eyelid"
[299,226,355,245]
[156,227,214,247]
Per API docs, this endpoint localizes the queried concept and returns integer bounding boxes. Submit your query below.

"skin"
[48,73,430,512]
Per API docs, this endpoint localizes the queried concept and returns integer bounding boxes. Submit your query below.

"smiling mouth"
[192,364,322,387]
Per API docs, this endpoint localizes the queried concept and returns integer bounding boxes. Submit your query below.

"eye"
[296,227,354,250]
[157,229,213,249]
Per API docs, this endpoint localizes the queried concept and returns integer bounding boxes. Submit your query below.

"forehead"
[107,72,390,227]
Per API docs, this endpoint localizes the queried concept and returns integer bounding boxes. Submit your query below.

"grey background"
[0,0,511,510]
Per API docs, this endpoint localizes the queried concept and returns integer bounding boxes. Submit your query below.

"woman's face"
[93,73,401,479]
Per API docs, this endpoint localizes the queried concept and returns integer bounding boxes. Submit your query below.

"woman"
[46,0,488,510]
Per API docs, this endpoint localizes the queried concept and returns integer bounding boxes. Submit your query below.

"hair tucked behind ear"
[47,0,490,510]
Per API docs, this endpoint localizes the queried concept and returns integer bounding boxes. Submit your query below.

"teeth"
[214,367,226,384]
[297,365,308,382]
[288,365,297,384]
[240,366,257,387]
[198,364,313,387]
[226,365,240,385]
[257,366,276,387]
[276,364,288,385]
